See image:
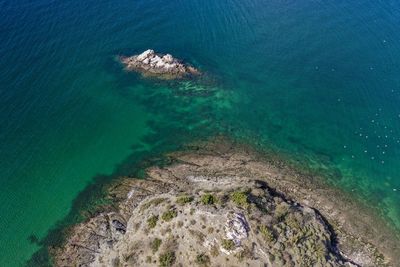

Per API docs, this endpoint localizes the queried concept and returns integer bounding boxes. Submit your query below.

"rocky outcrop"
[52,138,399,267]
[120,49,200,80]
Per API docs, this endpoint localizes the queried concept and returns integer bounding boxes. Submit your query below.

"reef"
[52,138,399,267]
[120,50,200,80]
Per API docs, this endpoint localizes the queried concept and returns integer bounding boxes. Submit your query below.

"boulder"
[120,49,200,79]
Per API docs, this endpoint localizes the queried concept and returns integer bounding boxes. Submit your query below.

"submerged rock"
[120,49,200,80]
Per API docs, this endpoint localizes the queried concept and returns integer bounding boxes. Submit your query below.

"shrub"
[210,245,219,257]
[195,253,210,266]
[286,214,301,230]
[140,198,166,212]
[259,225,275,242]
[235,246,252,262]
[312,242,327,260]
[147,215,159,229]
[151,238,162,253]
[176,195,193,205]
[201,194,215,205]
[189,229,206,243]
[274,203,289,220]
[230,191,249,207]
[159,251,176,267]
[221,239,235,250]
[162,209,177,222]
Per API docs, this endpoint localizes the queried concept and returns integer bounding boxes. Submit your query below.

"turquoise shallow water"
[1,0,400,265]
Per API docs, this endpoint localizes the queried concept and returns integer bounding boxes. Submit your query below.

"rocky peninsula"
[120,50,200,80]
[52,138,400,267]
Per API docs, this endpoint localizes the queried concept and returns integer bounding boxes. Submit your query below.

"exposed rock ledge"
[120,49,200,80]
[52,138,399,267]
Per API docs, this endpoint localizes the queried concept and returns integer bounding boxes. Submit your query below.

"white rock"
[162,54,174,63]
[150,55,161,64]
[137,49,154,61]
[156,61,165,68]
[164,63,174,70]
[225,213,249,246]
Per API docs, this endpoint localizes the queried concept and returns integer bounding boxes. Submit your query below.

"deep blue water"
[1,0,400,265]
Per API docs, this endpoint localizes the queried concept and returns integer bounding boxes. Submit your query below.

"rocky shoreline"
[120,50,200,80]
[52,138,400,266]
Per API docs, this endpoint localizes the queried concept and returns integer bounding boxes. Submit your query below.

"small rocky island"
[52,138,399,267]
[120,50,200,80]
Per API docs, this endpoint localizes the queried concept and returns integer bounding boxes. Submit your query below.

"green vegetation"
[259,225,275,242]
[286,214,301,230]
[201,193,216,205]
[268,253,275,263]
[230,191,249,207]
[290,233,303,245]
[162,209,177,222]
[146,256,152,263]
[151,238,162,253]
[311,242,326,260]
[210,245,219,257]
[159,251,176,267]
[195,253,210,266]
[189,229,206,243]
[274,203,289,221]
[236,246,253,261]
[176,195,193,205]
[147,215,159,229]
[221,239,235,251]
[140,198,166,212]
